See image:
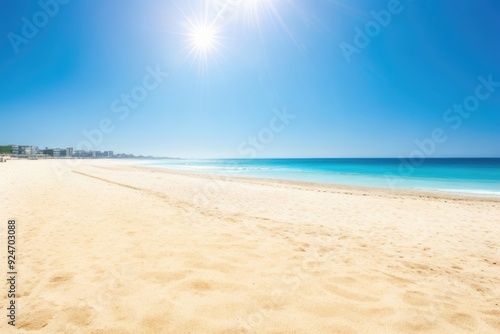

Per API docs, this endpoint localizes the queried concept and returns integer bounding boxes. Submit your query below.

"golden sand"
[0,159,499,333]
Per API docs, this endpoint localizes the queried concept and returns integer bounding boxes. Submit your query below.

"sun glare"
[177,0,301,73]
[190,25,216,51]
[182,17,222,72]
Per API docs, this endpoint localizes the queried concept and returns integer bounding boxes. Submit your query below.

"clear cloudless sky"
[0,0,499,158]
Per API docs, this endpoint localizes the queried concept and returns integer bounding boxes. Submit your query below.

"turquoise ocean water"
[144,158,500,196]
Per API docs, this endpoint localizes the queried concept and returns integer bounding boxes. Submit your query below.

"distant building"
[19,146,38,156]
[1,145,131,159]
[6,145,38,156]
[42,149,53,156]
[73,150,91,158]
[42,148,61,157]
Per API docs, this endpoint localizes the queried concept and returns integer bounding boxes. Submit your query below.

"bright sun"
[191,26,216,51]
[184,20,222,69]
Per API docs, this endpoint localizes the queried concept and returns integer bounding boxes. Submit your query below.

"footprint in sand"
[48,273,74,286]
[18,308,54,331]
[181,278,243,293]
[189,279,216,292]
[64,305,95,326]
[140,313,172,333]
[323,283,380,302]
[383,273,415,287]
[443,312,478,331]
[394,314,437,332]
[483,316,500,331]
[402,261,434,274]
[401,290,431,307]
[139,270,192,284]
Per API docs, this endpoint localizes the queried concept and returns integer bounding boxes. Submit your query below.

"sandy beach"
[0,159,499,333]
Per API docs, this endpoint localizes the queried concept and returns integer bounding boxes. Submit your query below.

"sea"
[143,158,500,197]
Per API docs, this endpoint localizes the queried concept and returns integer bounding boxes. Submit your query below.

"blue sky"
[0,0,499,158]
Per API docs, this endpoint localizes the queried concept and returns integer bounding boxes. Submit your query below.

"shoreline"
[4,157,500,199]
[127,161,500,202]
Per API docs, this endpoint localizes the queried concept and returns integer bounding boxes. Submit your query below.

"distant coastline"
[0,144,177,160]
